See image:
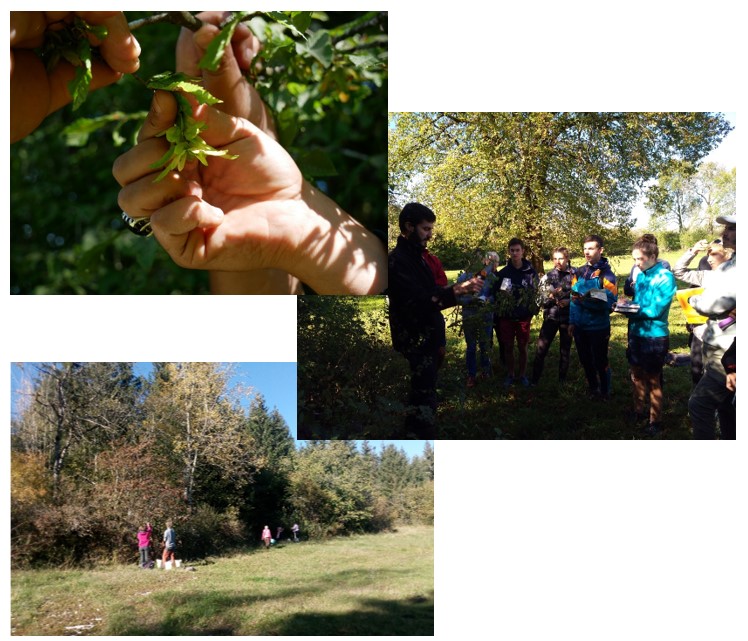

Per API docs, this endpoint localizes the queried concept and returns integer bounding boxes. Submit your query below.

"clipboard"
[675,288,708,325]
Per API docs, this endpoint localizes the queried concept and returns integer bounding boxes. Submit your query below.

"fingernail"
[208,205,224,222]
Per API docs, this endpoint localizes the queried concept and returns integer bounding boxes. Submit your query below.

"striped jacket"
[569,258,617,331]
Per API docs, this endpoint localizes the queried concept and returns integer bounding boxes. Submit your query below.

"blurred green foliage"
[11,11,387,294]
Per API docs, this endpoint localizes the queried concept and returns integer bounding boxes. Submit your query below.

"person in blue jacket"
[568,234,617,399]
[623,233,671,297]
[619,237,677,436]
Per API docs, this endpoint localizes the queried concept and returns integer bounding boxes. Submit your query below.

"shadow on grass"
[107,569,433,636]
[272,594,434,636]
[436,311,696,439]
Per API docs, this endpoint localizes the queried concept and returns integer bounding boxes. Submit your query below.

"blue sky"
[11,363,432,460]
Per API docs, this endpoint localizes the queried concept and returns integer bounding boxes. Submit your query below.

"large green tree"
[144,362,256,511]
[242,394,295,534]
[646,161,736,235]
[389,112,732,271]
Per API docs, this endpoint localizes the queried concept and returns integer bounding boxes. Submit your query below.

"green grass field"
[10,526,434,636]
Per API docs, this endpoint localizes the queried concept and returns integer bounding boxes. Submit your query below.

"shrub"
[178,505,247,559]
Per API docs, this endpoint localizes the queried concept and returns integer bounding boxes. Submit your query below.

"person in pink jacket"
[137,522,152,568]
[261,525,272,549]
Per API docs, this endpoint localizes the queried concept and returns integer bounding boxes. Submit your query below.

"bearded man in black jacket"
[388,203,482,438]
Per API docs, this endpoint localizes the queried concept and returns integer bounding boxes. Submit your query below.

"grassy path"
[11,525,433,636]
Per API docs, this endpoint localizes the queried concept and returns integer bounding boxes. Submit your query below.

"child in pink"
[137,522,152,568]
[262,525,272,549]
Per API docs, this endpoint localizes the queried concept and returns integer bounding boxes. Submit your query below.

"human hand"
[10,11,140,142]
[176,11,276,138]
[692,239,709,253]
[113,91,385,294]
[567,324,575,337]
[726,372,736,392]
[453,276,483,297]
[176,11,296,293]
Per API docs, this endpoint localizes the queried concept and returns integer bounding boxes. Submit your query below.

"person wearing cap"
[673,239,734,385]
[387,203,483,437]
[688,214,736,439]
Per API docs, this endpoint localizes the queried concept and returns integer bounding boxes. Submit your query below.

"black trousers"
[531,318,572,383]
[573,327,611,395]
[689,370,736,439]
[402,345,439,439]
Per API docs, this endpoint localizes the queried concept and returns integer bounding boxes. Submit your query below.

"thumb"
[137,90,178,142]
[192,24,248,107]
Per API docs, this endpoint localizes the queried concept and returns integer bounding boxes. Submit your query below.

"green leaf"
[61,111,148,147]
[277,109,299,149]
[61,117,108,146]
[327,11,380,38]
[148,145,177,171]
[265,11,309,38]
[68,39,92,110]
[290,12,313,34]
[296,30,333,68]
[199,11,250,72]
[296,149,338,177]
[349,53,381,70]
[146,72,222,106]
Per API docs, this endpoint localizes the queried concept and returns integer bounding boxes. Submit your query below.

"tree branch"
[332,12,387,44]
[128,12,202,32]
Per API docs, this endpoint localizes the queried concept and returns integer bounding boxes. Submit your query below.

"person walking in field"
[137,522,152,568]
[262,525,272,549]
[162,520,176,565]
[292,523,300,542]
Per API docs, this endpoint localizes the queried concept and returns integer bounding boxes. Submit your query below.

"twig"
[128,12,202,32]
[332,12,387,44]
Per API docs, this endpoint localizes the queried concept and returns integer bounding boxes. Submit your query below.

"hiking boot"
[503,375,514,388]
[519,376,531,387]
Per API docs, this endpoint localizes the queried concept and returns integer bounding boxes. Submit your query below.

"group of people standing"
[387,201,736,439]
[262,523,301,548]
